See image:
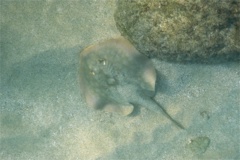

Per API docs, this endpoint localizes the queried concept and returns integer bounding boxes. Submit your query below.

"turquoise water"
[1,1,239,160]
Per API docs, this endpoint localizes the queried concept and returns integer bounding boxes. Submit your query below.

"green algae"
[115,0,240,63]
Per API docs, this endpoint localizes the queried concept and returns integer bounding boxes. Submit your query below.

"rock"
[187,136,210,155]
[114,0,240,63]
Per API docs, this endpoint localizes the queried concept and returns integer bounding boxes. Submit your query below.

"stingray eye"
[98,58,106,65]
[90,70,96,76]
[107,77,117,86]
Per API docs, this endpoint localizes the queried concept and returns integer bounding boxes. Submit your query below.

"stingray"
[79,37,184,129]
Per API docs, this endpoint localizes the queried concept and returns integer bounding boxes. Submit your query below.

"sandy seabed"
[0,1,239,160]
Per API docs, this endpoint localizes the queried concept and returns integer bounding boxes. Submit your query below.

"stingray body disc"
[79,37,156,115]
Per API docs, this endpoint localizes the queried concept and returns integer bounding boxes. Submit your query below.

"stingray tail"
[151,98,185,129]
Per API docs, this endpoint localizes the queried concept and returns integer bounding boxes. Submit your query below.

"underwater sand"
[0,1,239,160]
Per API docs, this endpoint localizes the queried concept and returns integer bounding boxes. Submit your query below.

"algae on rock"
[115,0,240,63]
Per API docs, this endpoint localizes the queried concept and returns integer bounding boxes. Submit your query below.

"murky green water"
[1,1,239,160]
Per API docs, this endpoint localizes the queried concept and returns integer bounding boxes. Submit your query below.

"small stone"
[200,111,210,120]
[187,136,210,155]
